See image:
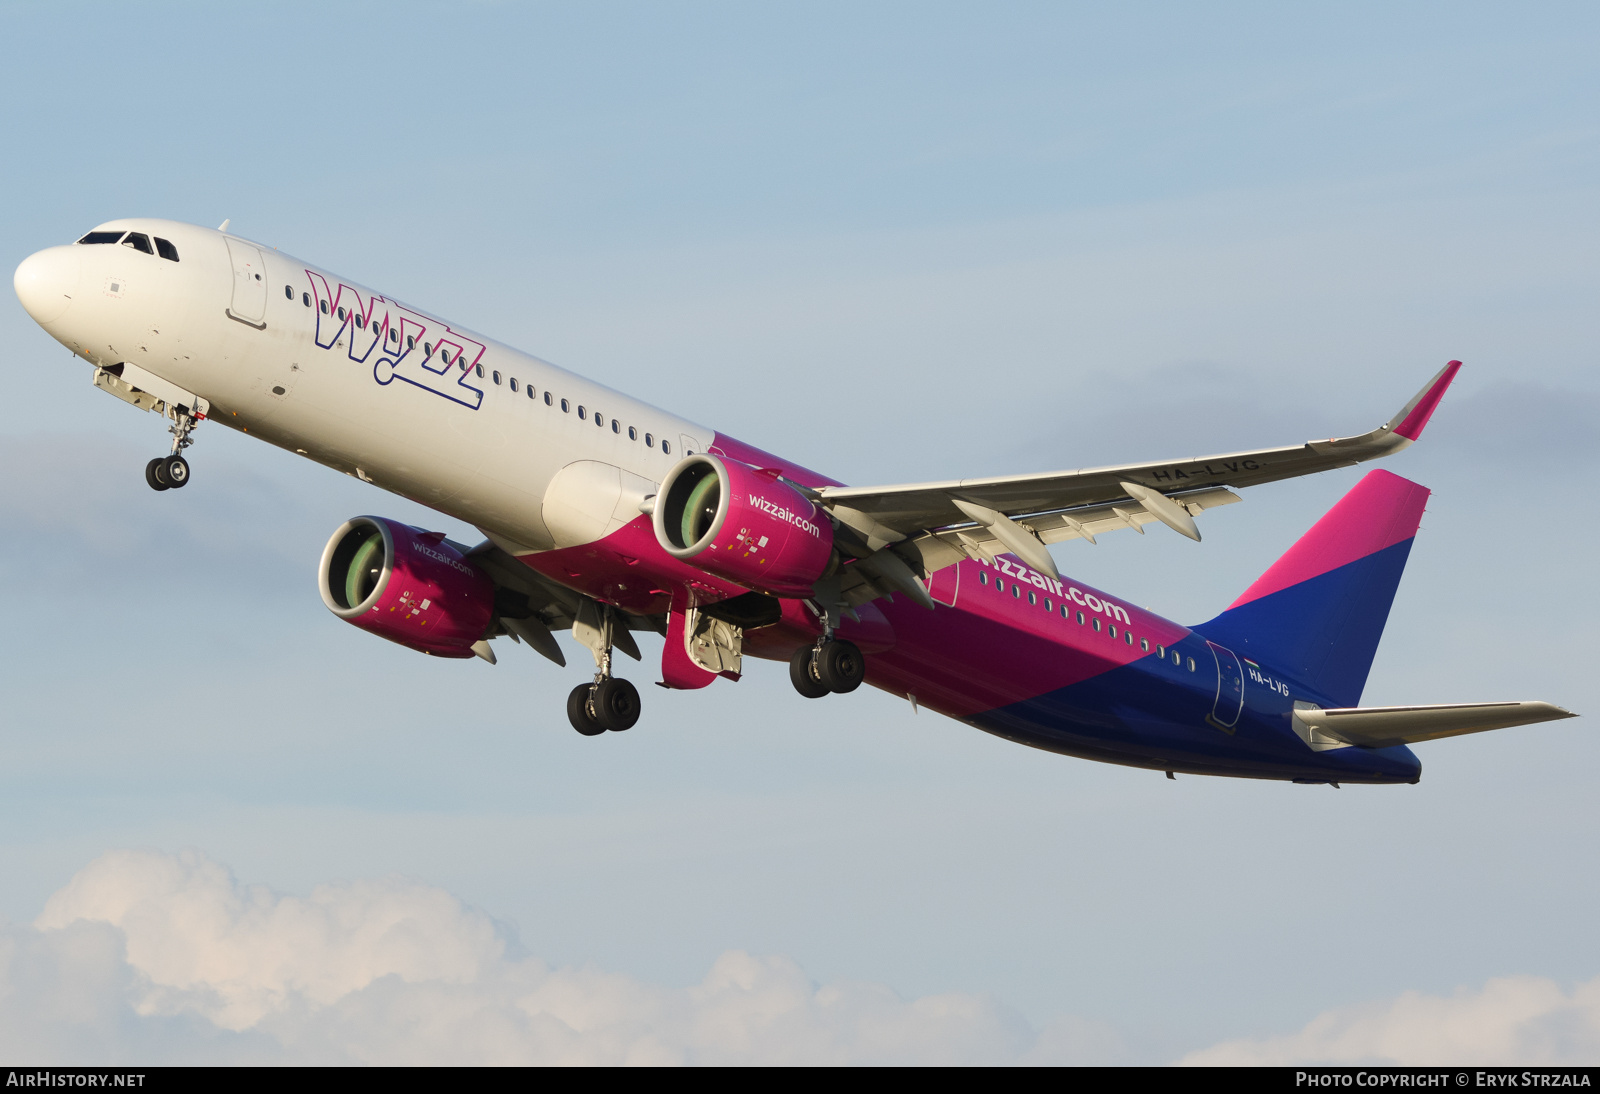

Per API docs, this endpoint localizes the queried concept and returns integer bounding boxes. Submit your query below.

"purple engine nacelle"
[653,454,836,597]
[318,516,496,658]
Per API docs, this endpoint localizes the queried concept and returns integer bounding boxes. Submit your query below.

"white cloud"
[22,849,1597,1066]
[9,849,1120,1065]
[1180,976,1600,1066]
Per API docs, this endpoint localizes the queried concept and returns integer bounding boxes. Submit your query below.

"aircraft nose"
[14,245,80,326]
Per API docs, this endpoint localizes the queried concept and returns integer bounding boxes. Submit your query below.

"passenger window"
[406,336,414,350]
[979,572,988,585]
[628,426,637,440]
[77,231,125,245]
[509,378,518,392]
[645,433,654,447]
[1092,619,1101,632]
[544,392,553,405]
[528,385,537,399]
[561,399,570,412]
[338,308,347,321]
[1076,611,1085,624]
[475,364,485,378]
[1126,632,1134,645]
[1109,625,1118,638]
[284,286,293,300]
[154,237,179,262]
[662,440,672,454]
[388,328,397,343]
[1187,657,1196,672]
[1011,585,1020,598]
[492,371,502,385]
[1173,651,1182,665]
[595,413,604,426]
[1140,638,1149,651]
[302,292,311,307]
[1043,598,1052,611]
[122,233,154,254]
[354,314,364,329]
[612,420,621,434]
[578,406,587,420]
[1060,606,1069,619]
[1156,645,1165,658]
[1028,591,1036,605]
[321,300,329,315]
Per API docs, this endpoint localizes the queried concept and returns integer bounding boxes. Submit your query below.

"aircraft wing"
[811,362,1461,607]
[465,539,665,668]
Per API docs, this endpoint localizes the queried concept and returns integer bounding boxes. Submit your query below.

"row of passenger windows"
[77,231,180,262]
[284,286,678,454]
[976,570,1198,671]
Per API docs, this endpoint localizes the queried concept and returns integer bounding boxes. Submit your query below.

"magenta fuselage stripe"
[512,437,1420,728]
[1227,469,1429,610]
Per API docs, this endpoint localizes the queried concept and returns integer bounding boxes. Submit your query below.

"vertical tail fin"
[1194,470,1430,707]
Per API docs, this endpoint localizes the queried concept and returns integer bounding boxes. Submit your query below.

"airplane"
[13,218,1575,785]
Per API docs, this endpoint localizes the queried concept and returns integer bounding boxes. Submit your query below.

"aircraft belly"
[968,664,1421,782]
[859,587,1420,783]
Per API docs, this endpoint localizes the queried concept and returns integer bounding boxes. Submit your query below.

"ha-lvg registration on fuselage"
[13,219,1575,782]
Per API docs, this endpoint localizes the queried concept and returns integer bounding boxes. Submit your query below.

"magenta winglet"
[1393,360,1461,441]
[1228,470,1430,609]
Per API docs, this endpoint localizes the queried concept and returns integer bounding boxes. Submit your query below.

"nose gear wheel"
[146,409,202,492]
[145,454,189,490]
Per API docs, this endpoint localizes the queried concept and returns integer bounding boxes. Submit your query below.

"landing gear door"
[225,237,268,327]
[1206,640,1245,732]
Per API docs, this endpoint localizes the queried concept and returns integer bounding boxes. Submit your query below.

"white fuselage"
[19,218,712,554]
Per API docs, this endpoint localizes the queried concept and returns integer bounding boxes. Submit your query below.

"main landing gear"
[790,638,865,698]
[568,677,642,735]
[145,409,201,492]
[566,603,642,735]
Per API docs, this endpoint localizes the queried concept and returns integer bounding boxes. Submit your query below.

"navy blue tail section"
[1193,471,1430,708]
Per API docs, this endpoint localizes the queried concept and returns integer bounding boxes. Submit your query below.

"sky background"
[2,0,1598,1064]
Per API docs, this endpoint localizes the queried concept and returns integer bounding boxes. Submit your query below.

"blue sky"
[2,1,1597,1064]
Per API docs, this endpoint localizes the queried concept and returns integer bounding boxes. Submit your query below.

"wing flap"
[1292,700,1575,750]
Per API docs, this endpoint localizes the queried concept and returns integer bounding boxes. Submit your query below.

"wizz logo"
[305,271,484,410]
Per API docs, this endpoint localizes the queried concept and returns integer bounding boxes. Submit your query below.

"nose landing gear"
[145,409,202,492]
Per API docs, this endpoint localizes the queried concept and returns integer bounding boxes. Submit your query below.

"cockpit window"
[78,231,125,245]
[122,233,154,255]
[154,237,179,262]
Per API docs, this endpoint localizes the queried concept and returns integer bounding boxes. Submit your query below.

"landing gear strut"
[790,637,865,697]
[567,602,642,735]
[145,409,201,492]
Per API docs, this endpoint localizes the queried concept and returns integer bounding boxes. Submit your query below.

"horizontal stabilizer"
[1292,701,1575,751]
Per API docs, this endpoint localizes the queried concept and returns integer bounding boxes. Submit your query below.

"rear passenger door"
[1206,640,1245,732]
